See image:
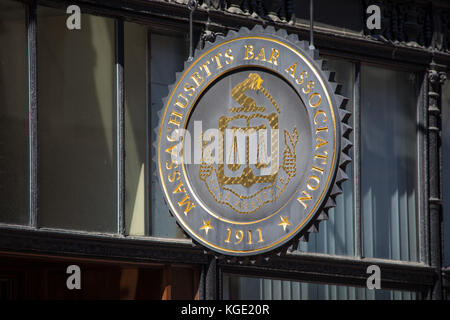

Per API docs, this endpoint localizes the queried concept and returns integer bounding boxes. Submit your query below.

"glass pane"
[299,58,355,256]
[124,22,148,236]
[361,65,419,261]
[443,79,450,267]
[150,33,187,238]
[0,0,28,225]
[38,7,117,232]
[223,274,419,300]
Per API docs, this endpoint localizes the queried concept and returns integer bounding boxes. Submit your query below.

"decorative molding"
[171,0,294,23]
[364,0,450,53]
[220,252,435,292]
[427,63,447,300]
[163,0,450,53]
[0,226,435,292]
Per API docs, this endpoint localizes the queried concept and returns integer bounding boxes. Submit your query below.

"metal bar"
[27,0,38,229]
[427,64,446,299]
[116,19,125,235]
[419,71,429,266]
[0,225,435,291]
[146,28,152,236]
[354,62,362,258]
[187,0,198,61]
[309,0,315,50]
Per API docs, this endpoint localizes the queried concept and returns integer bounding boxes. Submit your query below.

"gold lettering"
[168,110,183,127]
[201,61,212,77]
[255,46,266,62]
[314,151,328,165]
[257,228,264,243]
[184,83,196,97]
[166,159,178,170]
[178,195,195,215]
[268,48,280,65]
[191,72,204,88]
[309,92,322,108]
[173,181,186,194]
[315,136,328,150]
[225,48,234,64]
[244,45,254,60]
[316,126,329,134]
[297,190,313,209]
[166,127,178,142]
[295,71,308,85]
[212,52,223,70]
[312,165,325,175]
[174,93,189,109]
[168,170,181,183]
[307,175,320,191]
[165,144,179,158]
[285,63,297,78]
[302,80,315,94]
[225,228,231,243]
[313,110,327,125]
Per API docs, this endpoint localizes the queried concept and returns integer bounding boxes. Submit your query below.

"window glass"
[150,33,187,238]
[124,22,148,236]
[443,79,450,266]
[298,57,355,256]
[361,65,419,261]
[223,274,418,300]
[0,0,28,225]
[38,7,117,232]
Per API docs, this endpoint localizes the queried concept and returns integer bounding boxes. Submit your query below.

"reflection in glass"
[0,0,28,225]
[299,58,355,256]
[124,22,148,236]
[223,275,418,300]
[361,65,419,261]
[38,7,117,232]
[150,33,187,238]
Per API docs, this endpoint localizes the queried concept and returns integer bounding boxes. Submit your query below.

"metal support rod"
[115,19,125,235]
[188,0,198,61]
[309,0,315,50]
[27,0,38,228]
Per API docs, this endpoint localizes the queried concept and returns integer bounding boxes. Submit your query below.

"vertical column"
[354,62,362,259]
[116,19,125,235]
[427,64,447,300]
[27,0,38,228]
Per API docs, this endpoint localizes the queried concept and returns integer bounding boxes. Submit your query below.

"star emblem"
[278,216,291,231]
[200,218,214,235]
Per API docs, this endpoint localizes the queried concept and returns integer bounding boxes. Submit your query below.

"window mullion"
[353,61,362,258]
[27,0,38,229]
[116,19,125,235]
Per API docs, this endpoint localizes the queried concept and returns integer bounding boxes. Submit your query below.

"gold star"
[278,216,291,231]
[200,219,214,235]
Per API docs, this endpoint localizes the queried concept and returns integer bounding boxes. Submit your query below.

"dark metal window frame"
[1,0,449,300]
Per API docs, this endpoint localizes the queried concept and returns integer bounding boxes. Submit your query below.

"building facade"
[0,0,450,300]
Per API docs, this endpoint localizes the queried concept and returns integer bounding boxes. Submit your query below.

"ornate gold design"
[157,31,343,257]
[283,127,299,178]
[199,72,300,214]
[200,218,214,235]
[278,216,291,231]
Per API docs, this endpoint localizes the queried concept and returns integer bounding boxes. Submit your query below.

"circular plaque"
[156,26,351,258]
